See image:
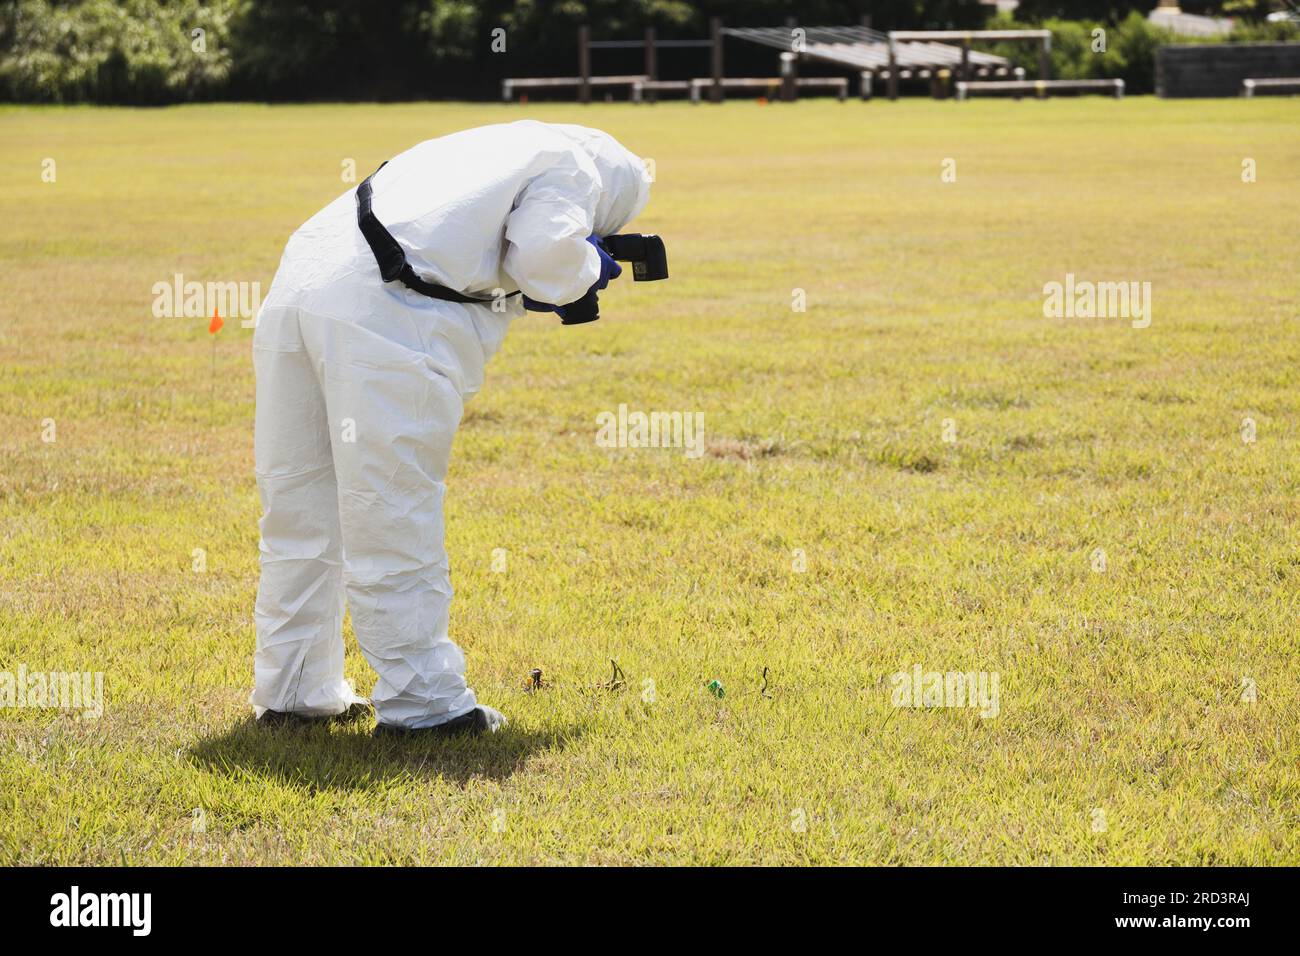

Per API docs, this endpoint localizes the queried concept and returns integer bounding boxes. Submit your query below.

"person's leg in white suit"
[250,301,503,732]
[302,306,478,730]
[250,304,359,719]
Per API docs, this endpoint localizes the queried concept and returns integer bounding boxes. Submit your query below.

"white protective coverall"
[250,121,651,728]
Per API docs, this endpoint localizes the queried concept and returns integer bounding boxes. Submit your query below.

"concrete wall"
[1157,43,1300,98]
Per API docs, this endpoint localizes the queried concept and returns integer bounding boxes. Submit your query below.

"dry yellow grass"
[1,98,1297,864]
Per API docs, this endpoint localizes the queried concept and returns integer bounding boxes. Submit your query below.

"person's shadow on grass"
[189,716,580,791]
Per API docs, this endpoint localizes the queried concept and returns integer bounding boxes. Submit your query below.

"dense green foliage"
[986,11,1177,94]
[0,0,984,102]
[986,10,1299,94]
[0,1,1296,102]
[0,0,235,103]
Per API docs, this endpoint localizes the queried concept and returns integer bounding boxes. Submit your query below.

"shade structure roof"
[722,25,1011,72]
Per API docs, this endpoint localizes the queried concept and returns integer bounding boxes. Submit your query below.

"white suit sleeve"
[503,167,602,306]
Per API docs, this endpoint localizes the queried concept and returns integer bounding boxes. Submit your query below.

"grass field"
[1,97,1298,865]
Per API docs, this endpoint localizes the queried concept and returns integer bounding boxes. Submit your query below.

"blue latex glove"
[522,295,565,320]
[587,235,623,291]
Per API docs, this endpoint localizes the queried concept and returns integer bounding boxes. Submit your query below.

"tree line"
[0,1,1283,104]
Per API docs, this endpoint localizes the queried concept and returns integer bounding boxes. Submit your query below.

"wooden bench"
[954,78,1125,101]
[687,76,849,103]
[631,80,693,103]
[501,75,646,102]
[1242,77,1300,97]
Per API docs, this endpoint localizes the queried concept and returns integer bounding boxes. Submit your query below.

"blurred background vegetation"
[1,0,1296,103]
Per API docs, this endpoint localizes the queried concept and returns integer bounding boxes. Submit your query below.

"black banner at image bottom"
[1,866,1284,940]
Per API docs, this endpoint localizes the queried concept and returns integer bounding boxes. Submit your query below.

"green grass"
[1,97,1298,865]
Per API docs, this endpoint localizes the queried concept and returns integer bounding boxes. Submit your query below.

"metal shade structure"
[500,22,1054,103]
[722,25,1011,74]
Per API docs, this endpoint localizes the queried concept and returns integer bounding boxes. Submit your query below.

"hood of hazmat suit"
[250,122,651,729]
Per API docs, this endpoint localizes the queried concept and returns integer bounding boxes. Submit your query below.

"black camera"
[600,233,669,282]
[562,234,669,325]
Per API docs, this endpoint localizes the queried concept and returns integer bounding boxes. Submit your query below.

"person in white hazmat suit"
[250,121,652,735]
